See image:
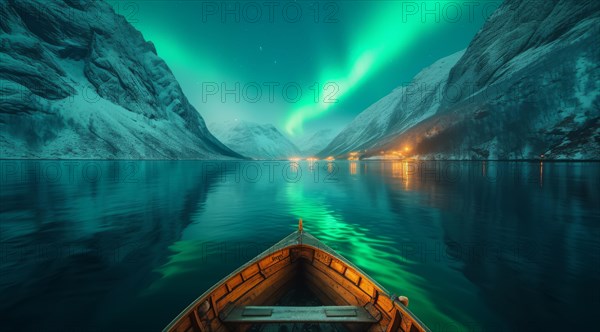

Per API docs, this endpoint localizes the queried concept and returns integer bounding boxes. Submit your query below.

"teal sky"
[109,0,501,136]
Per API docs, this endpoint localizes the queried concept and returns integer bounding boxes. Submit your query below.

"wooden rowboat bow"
[164,220,430,332]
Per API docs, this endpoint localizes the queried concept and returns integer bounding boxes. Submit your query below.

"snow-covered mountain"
[293,128,340,157]
[209,120,301,160]
[321,50,465,157]
[321,0,600,160]
[0,0,241,159]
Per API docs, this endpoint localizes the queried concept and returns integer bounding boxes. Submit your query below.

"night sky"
[110,0,501,136]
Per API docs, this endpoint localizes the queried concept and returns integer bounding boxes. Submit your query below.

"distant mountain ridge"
[320,0,600,160]
[209,120,301,160]
[293,129,340,157]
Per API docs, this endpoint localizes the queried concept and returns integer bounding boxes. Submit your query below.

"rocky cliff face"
[0,0,242,159]
[321,0,600,160]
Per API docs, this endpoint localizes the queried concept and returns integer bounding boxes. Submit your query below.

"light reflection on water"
[0,160,598,331]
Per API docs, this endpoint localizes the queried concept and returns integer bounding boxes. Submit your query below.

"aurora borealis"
[111,0,500,136]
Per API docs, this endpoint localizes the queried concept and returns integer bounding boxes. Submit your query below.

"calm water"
[0,160,598,331]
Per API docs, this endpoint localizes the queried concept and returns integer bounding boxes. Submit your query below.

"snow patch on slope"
[292,129,340,157]
[209,120,301,160]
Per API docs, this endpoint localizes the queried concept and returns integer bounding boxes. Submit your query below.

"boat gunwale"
[299,233,431,332]
[163,231,430,332]
[163,231,301,331]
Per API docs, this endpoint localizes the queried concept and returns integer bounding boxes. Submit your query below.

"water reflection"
[1,161,598,331]
[0,161,222,331]
[282,175,463,328]
[379,161,599,330]
[289,162,300,173]
[327,161,334,174]
[392,161,402,178]
[540,161,544,188]
[389,161,414,190]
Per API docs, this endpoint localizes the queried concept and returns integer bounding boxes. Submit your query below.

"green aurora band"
[284,1,453,135]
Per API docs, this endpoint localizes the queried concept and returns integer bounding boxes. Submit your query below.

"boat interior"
[165,231,428,332]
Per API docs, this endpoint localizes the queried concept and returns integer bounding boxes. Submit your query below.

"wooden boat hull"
[164,231,430,332]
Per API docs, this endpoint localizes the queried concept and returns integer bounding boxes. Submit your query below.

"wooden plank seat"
[221,305,378,324]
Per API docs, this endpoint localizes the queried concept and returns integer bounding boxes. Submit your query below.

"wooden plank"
[241,263,259,280]
[307,258,398,327]
[207,316,226,332]
[226,273,243,292]
[209,294,219,322]
[305,262,362,306]
[310,259,372,305]
[297,247,314,261]
[242,307,273,316]
[344,268,361,285]
[330,259,346,274]
[325,308,359,317]
[305,273,339,305]
[258,249,289,270]
[215,264,297,332]
[386,309,402,332]
[222,306,378,323]
[252,271,294,307]
[235,262,297,307]
[211,284,228,303]
[203,309,215,321]
[376,295,395,315]
[261,255,291,278]
[314,250,332,265]
[173,315,192,332]
[358,278,375,298]
[216,273,264,312]
[400,316,412,332]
